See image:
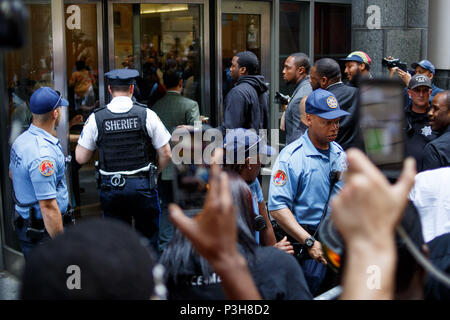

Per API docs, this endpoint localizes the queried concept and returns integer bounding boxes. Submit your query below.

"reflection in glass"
[221,13,261,98]
[5,3,53,145]
[3,2,53,251]
[113,3,202,111]
[65,3,99,122]
[279,1,310,97]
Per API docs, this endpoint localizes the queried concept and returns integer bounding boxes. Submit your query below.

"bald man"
[422,91,450,171]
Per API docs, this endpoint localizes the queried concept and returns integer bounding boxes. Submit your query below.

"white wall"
[428,0,450,70]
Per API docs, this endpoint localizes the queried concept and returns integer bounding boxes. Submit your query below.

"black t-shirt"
[404,104,437,171]
[167,246,313,300]
[315,147,331,159]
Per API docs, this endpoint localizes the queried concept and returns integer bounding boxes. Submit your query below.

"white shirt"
[78,96,171,174]
[409,167,450,243]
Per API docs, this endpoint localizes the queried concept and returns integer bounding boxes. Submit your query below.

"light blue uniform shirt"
[9,124,68,219]
[268,130,347,226]
[248,179,264,215]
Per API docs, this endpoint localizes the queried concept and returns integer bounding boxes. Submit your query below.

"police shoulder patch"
[39,160,55,176]
[273,170,287,186]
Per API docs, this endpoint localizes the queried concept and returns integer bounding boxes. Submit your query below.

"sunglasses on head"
[52,90,63,110]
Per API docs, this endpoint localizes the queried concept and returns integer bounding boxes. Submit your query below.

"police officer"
[75,69,171,249]
[268,89,349,295]
[405,74,438,171]
[9,87,69,259]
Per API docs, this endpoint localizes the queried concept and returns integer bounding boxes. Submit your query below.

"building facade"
[1,0,447,276]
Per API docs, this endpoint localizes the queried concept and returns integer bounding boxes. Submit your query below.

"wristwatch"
[305,236,315,249]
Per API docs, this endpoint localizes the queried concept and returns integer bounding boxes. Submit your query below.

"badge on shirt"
[421,126,432,137]
[273,170,287,186]
[39,160,55,176]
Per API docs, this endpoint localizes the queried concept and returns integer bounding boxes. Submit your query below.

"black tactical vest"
[95,103,156,172]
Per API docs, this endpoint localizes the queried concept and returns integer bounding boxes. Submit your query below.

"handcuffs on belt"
[110,174,126,188]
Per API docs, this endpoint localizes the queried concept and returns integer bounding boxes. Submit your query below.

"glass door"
[64,1,104,220]
[220,0,271,124]
[108,1,207,117]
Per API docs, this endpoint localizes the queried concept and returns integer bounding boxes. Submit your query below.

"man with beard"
[218,51,269,134]
[280,53,312,144]
[341,51,372,88]
[9,87,69,259]
[422,91,450,171]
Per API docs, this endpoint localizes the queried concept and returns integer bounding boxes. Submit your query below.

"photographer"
[279,53,312,145]
[389,59,444,103]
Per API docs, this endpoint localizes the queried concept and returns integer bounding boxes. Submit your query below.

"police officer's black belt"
[101,173,148,179]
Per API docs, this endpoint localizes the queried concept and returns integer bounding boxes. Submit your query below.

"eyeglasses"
[51,90,63,110]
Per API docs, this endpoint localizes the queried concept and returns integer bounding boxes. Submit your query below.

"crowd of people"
[8,48,450,301]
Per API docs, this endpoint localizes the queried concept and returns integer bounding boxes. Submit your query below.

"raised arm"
[169,154,261,300]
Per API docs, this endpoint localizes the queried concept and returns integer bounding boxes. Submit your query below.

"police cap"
[30,87,69,114]
[306,89,350,120]
[105,69,140,86]
[409,74,432,90]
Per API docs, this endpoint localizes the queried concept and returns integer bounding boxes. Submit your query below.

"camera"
[382,57,408,72]
[274,91,290,105]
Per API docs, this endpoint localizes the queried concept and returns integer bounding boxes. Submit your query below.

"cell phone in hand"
[358,79,406,179]
[172,127,210,214]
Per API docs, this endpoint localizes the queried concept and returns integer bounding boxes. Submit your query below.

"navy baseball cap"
[105,68,140,85]
[29,87,69,114]
[224,128,274,163]
[411,59,435,75]
[306,89,350,120]
[408,74,432,90]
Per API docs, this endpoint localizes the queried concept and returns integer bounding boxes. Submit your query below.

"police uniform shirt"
[268,130,346,226]
[9,124,68,219]
[78,96,171,174]
[404,102,437,171]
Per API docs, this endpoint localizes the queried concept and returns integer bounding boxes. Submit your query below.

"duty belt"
[98,164,158,191]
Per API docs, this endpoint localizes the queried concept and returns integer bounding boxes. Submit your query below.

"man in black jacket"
[218,51,269,134]
[422,91,450,171]
[309,58,365,151]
